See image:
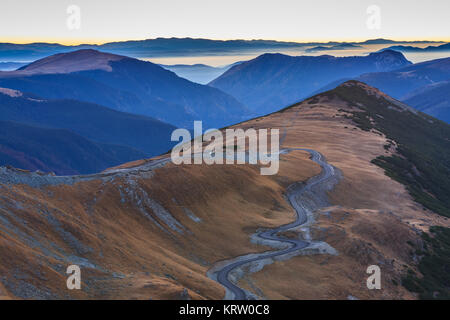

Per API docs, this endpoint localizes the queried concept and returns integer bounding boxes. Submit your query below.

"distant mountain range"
[209,50,412,115]
[160,62,242,84]
[315,57,450,123]
[0,38,441,61]
[381,43,450,53]
[305,43,362,52]
[0,49,248,128]
[356,58,450,123]
[0,45,448,176]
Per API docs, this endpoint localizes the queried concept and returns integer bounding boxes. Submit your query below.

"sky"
[1,0,449,44]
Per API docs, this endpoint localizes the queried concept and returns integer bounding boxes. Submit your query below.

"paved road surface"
[212,148,338,300]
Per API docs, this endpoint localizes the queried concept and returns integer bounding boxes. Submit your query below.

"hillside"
[316,81,450,217]
[209,50,411,115]
[314,57,450,123]
[0,49,248,128]
[0,120,146,175]
[356,57,450,99]
[403,81,450,123]
[0,81,448,300]
[0,62,26,71]
[0,88,176,156]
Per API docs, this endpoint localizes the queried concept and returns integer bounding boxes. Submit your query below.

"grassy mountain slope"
[0,81,448,300]
[322,81,450,217]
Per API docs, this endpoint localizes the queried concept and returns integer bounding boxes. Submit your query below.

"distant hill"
[0,38,440,61]
[0,49,248,128]
[0,120,146,175]
[403,81,450,123]
[0,39,308,61]
[209,50,412,115]
[0,62,27,71]
[312,57,450,123]
[159,62,241,84]
[381,43,450,52]
[305,43,362,52]
[339,57,450,123]
[0,88,177,156]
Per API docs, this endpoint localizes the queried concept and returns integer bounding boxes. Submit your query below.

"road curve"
[209,148,340,300]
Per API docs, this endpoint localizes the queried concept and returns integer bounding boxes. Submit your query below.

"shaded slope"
[0,120,146,175]
[356,57,450,99]
[0,49,248,128]
[0,90,176,156]
[209,50,411,115]
[403,81,450,123]
[314,57,450,123]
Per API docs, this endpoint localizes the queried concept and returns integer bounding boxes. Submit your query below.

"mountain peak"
[366,49,412,71]
[336,80,418,114]
[17,49,127,74]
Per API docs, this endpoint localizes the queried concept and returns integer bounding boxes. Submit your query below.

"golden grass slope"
[0,83,448,299]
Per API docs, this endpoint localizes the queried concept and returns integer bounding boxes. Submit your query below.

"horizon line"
[1,37,448,46]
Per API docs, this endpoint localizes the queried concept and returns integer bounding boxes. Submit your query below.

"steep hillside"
[403,81,450,123]
[314,81,450,217]
[0,49,248,128]
[209,50,411,115]
[0,82,448,300]
[0,88,176,156]
[0,120,146,175]
[356,57,450,99]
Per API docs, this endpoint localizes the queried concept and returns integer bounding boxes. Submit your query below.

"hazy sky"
[1,0,449,44]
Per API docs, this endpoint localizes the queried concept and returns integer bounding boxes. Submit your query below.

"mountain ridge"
[0,49,249,128]
[1,81,448,299]
[209,50,412,115]
[0,88,177,156]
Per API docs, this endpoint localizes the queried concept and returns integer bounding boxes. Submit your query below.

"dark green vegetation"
[0,121,145,175]
[402,226,450,299]
[316,81,450,299]
[332,81,450,218]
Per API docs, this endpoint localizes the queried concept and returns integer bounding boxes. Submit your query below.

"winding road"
[209,148,340,300]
